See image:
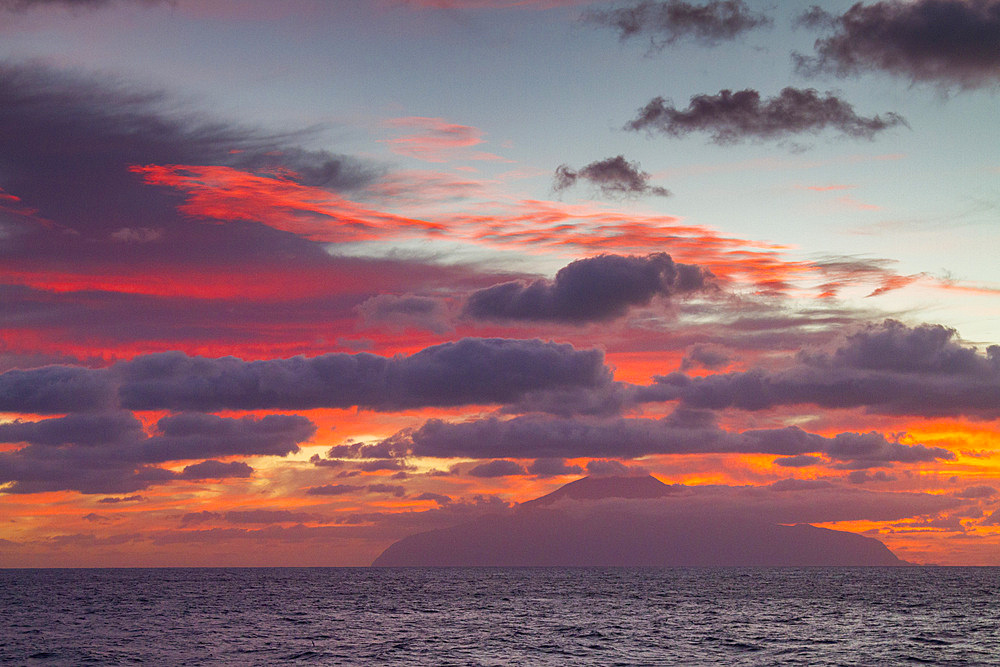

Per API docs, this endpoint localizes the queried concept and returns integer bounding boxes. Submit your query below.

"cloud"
[847,470,896,484]
[413,492,452,505]
[381,116,504,163]
[367,483,406,497]
[306,484,362,496]
[355,294,453,334]
[0,366,114,413]
[795,0,1000,89]
[584,0,772,47]
[680,344,731,370]
[177,460,254,480]
[468,459,528,477]
[465,253,710,323]
[0,412,314,494]
[955,485,997,499]
[626,87,906,144]
[114,338,610,411]
[553,156,670,199]
[528,458,584,477]
[645,319,1000,418]
[585,459,643,476]
[96,494,143,503]
[357,408,953,468]
[775,455,822,468]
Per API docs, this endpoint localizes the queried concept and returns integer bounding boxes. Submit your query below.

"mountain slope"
[372,476,906,567]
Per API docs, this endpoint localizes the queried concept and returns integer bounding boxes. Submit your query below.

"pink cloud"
[381,117,508,163]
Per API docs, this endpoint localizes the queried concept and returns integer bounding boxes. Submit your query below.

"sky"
[0,0,998,567]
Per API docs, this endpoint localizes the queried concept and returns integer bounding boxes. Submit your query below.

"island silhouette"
[373,475,906,567]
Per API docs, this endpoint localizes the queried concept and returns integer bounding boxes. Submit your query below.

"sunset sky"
[1,0,999,567]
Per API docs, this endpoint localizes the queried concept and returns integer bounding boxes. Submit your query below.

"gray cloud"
[553,156,670,199]
[115,338,609,411]
[465,253,709,324]
[468,459,528,478]
[0,366,114,413]
[796,0,1000,89]
[626,87,906,144]
[0,412,314,494]
[178,460,254,480]
[585,0,772,47]
[528,458,584,477]
[353,408,952,469]
[355,294,453,334]
[306,484,362,496]
[644,320,1000,418]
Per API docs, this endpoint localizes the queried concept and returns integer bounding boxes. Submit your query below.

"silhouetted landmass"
[373,475,906,567]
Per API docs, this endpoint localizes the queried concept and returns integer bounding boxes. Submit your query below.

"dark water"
[2,567,998,665]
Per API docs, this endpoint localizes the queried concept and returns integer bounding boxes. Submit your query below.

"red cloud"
[130,164,443,242]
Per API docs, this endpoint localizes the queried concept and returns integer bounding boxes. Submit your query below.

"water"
[2,567,998,665]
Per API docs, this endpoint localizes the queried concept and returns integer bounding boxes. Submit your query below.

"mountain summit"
[372,475,906,567]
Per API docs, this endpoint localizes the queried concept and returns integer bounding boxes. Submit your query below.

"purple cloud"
[644,320,1000,418]
[465,253,709,323]
[553,156,670,199]
[627,87,906,144]
[796,0,1000,89]
[585,0,772,47]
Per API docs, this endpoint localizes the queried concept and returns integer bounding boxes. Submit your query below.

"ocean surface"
[2,567,998,665]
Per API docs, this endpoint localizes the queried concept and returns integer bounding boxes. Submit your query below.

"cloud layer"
[642,320,1000,418]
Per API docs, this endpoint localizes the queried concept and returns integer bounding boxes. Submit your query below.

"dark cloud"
[357,409,952,468]
[367,483,406,497]
[626,87,906,144]
[586,460,642,476]
[96,494,143,503]
[553,156,670,199]
[413,492,452,505]
[795,0,1000,89]
[468,459,528,478]
[775,454,822,468]
[955,485,997,499]
[0,63,478,357]
[0,411,141,447]
[0,412,313,494]
[768,478,835,492]
[0,366,114,413]
[114,338,609,411]
[355,294,452,334]
[306,484,363,496]
[584,0,772,47]
[645,320,1000,418]
[680,344,731,370]
[465,253,709,324]
[528,458,584,477]
[177,460,254,480]
[847,469,895,484]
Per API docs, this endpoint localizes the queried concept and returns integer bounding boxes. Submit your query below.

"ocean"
[2,567,998,665]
